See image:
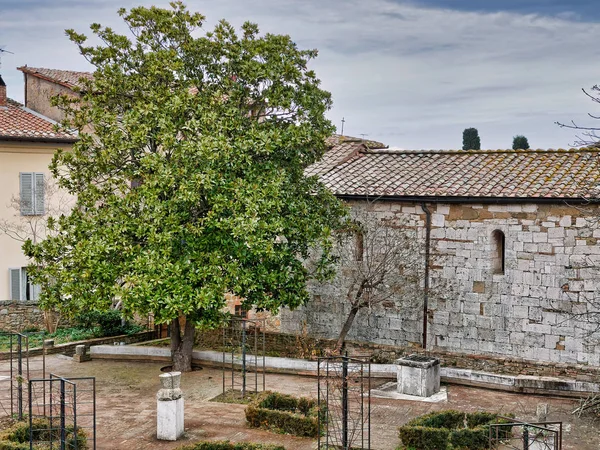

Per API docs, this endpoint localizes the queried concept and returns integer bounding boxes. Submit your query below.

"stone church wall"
[280,200,600,366]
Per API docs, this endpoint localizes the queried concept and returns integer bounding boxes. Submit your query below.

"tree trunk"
[170,316,196,372]
[336,305,360,354]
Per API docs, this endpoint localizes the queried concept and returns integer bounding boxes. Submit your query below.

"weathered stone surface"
[396,355,440,397]
[0,301,45,332]
[73,344,91,363]
[281,201,600,367]
[157,372,183,401]
[157,372,184,441]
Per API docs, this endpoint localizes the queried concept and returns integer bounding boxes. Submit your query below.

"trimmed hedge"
[245,391,320,437]
[177,442,284,450]
[398,410,511,450]
[0,418,87,450]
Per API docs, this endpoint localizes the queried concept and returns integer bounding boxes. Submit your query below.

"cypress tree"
[512,135,530,150]
[462,128,481,150]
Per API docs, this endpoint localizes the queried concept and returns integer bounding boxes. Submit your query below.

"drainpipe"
[421,203,431,350]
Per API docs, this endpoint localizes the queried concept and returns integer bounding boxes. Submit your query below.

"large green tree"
[462,127,481,150]
[24,2,347,371]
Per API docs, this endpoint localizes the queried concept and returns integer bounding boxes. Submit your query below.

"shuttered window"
[9,268,21,301]
[20,172,44,215]
[8,267,40,301]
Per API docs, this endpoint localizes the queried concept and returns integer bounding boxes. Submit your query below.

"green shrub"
[245,391,320,437]
[177,442,284,450]
[398,426,450,450]
[0,418,87,450]
[397,410,509,450]
[74,310,144,337]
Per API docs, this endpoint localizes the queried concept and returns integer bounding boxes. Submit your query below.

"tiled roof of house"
[0,99,76,142]
[18,66,93,91]
[307,135,388,177]
[315,144,600,199]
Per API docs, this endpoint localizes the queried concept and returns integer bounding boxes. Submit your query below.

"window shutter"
[9,268,21,301]
[21,269,28,300]
[20,173,34,215]
[34,173,45,215]
[31,283,42,301]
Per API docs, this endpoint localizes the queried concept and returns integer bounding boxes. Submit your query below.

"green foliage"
[24,2,347,358]
[512,135,530,150]
[462,128,481,150]
[0,321,145,352]
[0,418,87,449]
[245,391,320,437]
[177,442,284,450]
[397,410,508,450]
[74,310,144,336]
[398,426,450,450]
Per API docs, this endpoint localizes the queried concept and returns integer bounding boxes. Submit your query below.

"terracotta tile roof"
[306,135,388,176]
[18,66,93,91]
[0,99,77,142]
[315,144,600,200]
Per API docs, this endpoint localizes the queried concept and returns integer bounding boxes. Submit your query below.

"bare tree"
[332,203,423,353]
[556,85,600,146]
[0,178,73,332]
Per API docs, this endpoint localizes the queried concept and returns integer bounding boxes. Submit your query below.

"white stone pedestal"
[396,354,440,397]
[157,372,184,441]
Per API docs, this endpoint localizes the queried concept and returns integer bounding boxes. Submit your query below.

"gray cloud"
[1,0,599,149]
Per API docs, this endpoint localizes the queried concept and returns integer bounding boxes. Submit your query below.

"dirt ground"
[13,354,600,449]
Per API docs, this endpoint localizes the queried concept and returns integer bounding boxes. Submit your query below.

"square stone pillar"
[73,345,91,363]
[396,354,440,397]
[157,372,184,440]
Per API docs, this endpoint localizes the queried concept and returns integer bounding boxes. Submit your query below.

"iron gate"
[0,332,45,419]
[489,418,563,450]
[318,354,371,450]
[28,374,96,449]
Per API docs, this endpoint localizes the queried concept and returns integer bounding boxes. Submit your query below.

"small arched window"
[355,232,364,261]
[492,230,505,274]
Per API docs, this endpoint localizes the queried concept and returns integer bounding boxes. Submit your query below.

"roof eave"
[18,67,86,92]
[0,135,78,144]
[335,193,600,204]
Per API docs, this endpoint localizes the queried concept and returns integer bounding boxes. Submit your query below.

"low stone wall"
[196,328,600,381]
[0,300,45,332]
[0,331,155,361]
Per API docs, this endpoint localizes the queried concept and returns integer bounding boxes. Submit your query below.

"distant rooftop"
[18,66,93,91]
[0,98,76,142]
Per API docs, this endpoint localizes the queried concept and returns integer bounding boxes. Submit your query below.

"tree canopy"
[512,135,530,150]
[462,128,481,150]
[24,2,347,370]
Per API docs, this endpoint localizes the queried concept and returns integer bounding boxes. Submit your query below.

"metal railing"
[28,374,96,449]
[489,417,562,450]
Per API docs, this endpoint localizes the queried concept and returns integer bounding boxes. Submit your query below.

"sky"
[1,0,600,149]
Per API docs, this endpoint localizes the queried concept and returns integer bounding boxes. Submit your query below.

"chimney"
[0,75,6,107]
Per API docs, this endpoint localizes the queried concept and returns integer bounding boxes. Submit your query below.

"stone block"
[436,204,450,215]
[559,215,571,227]
[396,355,440,397]
[157,398,184,441]
[73,344,91,363]
[157,372,184,441]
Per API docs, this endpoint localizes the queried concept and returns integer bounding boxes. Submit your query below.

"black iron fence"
[28,374,96,450]
[489,418,563,450]
[318,354,371,450]
[222,317,266,399]
[0,332,45,420]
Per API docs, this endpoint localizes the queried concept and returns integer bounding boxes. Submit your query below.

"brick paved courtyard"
[28,354,600,449]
